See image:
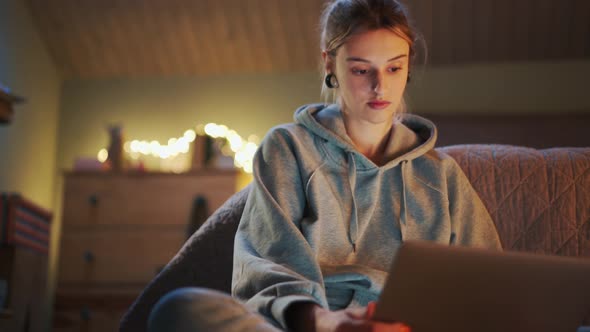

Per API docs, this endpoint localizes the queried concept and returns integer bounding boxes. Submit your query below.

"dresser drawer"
[62,171,237,226]
[53,307,123,332]
[58,228,185,284]
[53,291,135,332]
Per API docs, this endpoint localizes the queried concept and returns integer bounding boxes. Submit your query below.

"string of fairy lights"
[97,123,259,173]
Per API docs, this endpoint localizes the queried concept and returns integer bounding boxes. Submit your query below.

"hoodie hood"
[294,103,437,170]
[294,103,439,253]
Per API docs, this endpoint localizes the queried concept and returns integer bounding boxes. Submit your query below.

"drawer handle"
[83,251,95,263]
[80,307,92,321]
[88,194,99,206]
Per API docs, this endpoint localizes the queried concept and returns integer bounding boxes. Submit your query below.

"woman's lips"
[367,100,391,110]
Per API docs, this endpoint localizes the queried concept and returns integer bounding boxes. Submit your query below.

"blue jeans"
[147,287,281,332]
[148,288,590,332]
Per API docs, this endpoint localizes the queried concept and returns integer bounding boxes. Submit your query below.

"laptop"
[374,241,590,332]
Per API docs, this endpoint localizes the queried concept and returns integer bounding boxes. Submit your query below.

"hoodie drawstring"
[347,155,410,248]
[399,160,408,241]
[347,152,359,251]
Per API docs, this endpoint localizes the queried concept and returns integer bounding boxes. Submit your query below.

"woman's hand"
[313,304,410,332]
[286,302,410,332]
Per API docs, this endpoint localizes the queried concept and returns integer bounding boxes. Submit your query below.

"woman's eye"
[351,68,369,75]
[388,67,402,73]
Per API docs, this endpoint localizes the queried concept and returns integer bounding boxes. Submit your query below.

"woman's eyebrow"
[345,54,408,62]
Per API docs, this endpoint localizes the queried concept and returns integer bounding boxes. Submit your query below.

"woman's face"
[327,28,410,127]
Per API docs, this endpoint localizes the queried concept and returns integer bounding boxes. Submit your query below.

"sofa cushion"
[440,145,590,256]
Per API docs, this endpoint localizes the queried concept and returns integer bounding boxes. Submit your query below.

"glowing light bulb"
[184,129,196,142]
[120,124,259,172]
[218,125,229,137]
[98,149,108,163]
[204,123,218,137]
[235,150,248,166]
[139,141,150,154]
[243,163,253,173]
[245,142,258,155]
[179,142,190,153]
[130,140,140,153]
[228,131,243,153]
[159,150,171,159]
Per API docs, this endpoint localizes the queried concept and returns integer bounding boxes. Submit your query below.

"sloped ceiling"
[27,0,590,79]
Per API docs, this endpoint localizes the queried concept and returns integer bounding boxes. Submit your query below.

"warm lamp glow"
[184,129,196,142]
[97,149,108,163]
[98,123,259,173]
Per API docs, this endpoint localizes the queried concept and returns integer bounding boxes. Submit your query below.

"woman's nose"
[372,71,386,95]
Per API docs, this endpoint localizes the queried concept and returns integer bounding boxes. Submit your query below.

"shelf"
[63,168,239,177]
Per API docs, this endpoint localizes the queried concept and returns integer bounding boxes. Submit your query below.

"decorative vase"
[106,124,124,171]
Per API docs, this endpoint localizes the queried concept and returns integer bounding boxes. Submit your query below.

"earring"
[325,73,339,89]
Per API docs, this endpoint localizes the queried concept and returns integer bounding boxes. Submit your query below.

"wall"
[57,72,321,170]
[0,0,61,208]
[406,60,590,113]
[57,60,590,170]
[0,0,62,331]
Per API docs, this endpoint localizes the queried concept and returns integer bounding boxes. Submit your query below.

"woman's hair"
[319,0,425,111]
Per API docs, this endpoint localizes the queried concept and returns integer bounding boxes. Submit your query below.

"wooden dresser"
[0,193,52,332]
[53,170,238,332]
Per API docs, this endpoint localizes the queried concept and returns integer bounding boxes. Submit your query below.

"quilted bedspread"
[440,144,590,257]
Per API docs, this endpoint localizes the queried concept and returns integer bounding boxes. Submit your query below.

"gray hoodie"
[232,104,501,329]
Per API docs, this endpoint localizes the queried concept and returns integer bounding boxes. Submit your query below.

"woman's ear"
[322,51,334,74]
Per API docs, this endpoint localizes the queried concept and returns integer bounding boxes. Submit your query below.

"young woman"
[148,1,501,331]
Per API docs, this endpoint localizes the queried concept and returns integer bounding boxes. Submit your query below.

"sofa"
[119,144,590,332]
